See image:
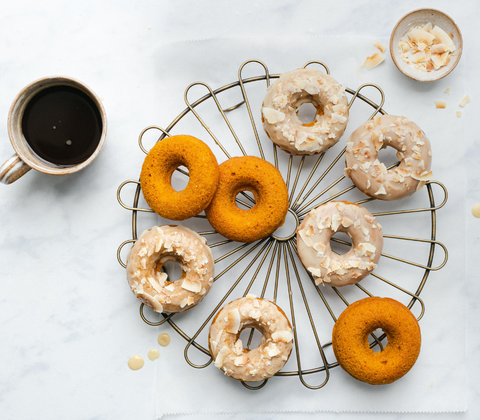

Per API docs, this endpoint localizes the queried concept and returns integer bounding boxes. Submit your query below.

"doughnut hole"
[330,231,352,255]
[376,144,401,168]
[369,328,389,353]
[155,255,186,283]
[235,189,256,210]
[170,165,189,192]
[297,101,318,125]
[239,326,264,350]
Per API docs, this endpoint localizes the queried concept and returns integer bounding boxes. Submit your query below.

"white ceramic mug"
[0,76,107,184]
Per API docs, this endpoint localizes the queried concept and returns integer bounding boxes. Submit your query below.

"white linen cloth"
[150,36,467,417]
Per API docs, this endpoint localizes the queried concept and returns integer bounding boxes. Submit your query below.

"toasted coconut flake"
[373,40,387,53]
[308,267,322,277]
[408,28,436,45]
[456,110,462,117]
[313,242,326,256]
[181,278,202,293]
[298,228,314,247]
[354,242,376,257]
[226,308,241,334]
[214,346,231,368]
[164,283,175,292]
[411,171,433,181]
[272,331,294,343]
[435,100,447,109]
[362,52,385,69]
[430,25,455,52]
[262,107,285,124]
[459,95,470,107]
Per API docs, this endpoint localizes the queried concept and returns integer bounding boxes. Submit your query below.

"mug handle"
[0,154,31,184]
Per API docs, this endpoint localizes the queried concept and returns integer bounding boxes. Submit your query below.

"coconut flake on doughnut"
[126,225,214,313]
[345,115,433,201]
[262,68,349,155]
[209,296,293,382]
[297,201,383,287]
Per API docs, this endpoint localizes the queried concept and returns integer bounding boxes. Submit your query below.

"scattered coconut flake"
[308,267,322,277]
[272,331,294,343]
[374,185,387,195]
[164,283,175,292]
[373,40,387,53]
[181,278,202,293]
[459,95,470,107]
[445,87,450,94]
[411,171,433,181]
[214,346,231,368]
[435,100,447,109]
[298,228,314,247]
[456,110,462,117]
[354,242,376,257]
[362,52,385,69]
[313,242,326,256]
[262,107,286,124]
[226,308,241,334]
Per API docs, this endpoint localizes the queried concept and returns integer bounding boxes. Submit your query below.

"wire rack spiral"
[117,59,448,390]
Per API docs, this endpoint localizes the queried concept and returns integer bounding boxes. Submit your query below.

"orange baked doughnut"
[205,156,289,243]
[332,297,421,385]
[140,135,219,220]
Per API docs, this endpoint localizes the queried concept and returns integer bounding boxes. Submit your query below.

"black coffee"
[21,85,103,166]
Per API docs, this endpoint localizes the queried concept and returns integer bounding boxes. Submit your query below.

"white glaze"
[209,296,293,382]
[297,201,383,287]
[126,225,214,313]
[262,68,349,155]
[345,115,433,201]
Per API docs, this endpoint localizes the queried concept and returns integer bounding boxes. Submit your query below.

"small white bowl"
[390,8,463,82]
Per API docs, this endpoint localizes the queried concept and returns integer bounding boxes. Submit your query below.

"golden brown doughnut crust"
[332,297,421,385]
[205,156,289,243]
[140,135,219,220]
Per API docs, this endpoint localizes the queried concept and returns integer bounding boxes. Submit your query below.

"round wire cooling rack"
[116,59,449,391]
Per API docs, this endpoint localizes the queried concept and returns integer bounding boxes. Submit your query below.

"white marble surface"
[0,1,478,419]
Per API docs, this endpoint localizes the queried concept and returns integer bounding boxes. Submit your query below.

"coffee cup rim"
[7,75,107,176]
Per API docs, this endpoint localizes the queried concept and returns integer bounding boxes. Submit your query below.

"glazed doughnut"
[126,225,214,313]
[262,67,349,155]
[345,115,433,200]
[205,156,289,243]
[140,135,219,220]
[209,295,294,382]
[296,201,383,287]
[332,297,421,385]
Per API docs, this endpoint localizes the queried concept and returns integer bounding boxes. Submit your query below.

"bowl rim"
[389,8,463,82]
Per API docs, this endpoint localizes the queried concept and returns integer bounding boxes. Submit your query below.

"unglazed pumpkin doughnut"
[297,201,383,287]
[345,115,433,200]
[209,295,294,382]
[262,67,349,155]
[126,225,214,313]
[332,297,421,385]
[205,156,289,243]
[140,135,219,220]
